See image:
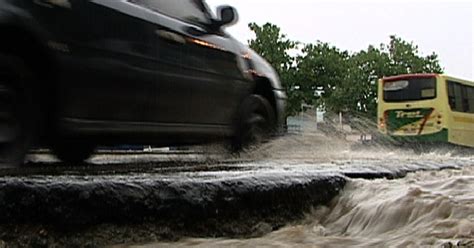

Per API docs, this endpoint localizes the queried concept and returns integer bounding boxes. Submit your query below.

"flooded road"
[135,134,474,248]
[150,166,473,248]
[0,132,473,247]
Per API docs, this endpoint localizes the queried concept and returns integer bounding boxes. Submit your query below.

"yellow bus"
[377,73,474,148]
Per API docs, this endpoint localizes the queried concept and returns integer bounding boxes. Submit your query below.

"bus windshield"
[383,77,436,102]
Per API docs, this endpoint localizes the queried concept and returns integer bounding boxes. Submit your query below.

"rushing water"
[142,166,473,248]
[138,132,474,248]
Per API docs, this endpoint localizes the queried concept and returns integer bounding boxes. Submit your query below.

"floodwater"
[139,132,474,248]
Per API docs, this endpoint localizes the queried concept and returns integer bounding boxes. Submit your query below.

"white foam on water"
[142,129,474,248]
[147,166,473,248]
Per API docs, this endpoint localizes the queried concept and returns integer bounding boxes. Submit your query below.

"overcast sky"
[207,0,473,80]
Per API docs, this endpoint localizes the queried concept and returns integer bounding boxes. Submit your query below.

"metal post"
[339,112,343,130]
[315,108,318,130]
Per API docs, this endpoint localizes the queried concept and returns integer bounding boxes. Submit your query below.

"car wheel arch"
[253,76,278,122]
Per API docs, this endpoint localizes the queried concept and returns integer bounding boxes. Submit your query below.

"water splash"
[239,121,472,165]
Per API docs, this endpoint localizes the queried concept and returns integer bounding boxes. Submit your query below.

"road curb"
[0,173,346,227]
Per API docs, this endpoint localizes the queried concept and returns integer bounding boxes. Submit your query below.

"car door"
[50,0,158,124]
[127,0,250,127]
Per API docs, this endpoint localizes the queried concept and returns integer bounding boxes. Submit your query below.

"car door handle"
[156,30,186,45]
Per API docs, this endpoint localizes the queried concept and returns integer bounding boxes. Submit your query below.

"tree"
[386,35,443,75]
[343,45,391,116]
[248,23,297,76]
[296,42,351,113]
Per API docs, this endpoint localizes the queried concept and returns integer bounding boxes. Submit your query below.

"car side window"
[129,0,211,25]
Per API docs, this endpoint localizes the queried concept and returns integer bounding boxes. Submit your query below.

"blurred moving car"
[0,0,286,165]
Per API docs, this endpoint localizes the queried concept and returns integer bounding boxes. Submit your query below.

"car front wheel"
[232,94,276,151]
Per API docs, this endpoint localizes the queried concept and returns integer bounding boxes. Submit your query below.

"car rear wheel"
[232,94,276,151]
[52,141,96,164]
[0,55,36,167]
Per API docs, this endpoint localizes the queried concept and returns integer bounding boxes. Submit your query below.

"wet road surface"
[0,134,473,247]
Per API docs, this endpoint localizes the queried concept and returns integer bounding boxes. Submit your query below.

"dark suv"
[0,0,286,165]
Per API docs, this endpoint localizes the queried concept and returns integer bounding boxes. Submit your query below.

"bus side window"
[452,82,464,112]
[447,80,473,113]
[448,81,456,110]
[461,85,470,112]
[468,86,474,113]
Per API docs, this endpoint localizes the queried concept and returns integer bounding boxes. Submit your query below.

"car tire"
[0,54,37,167]
[52,141,96,164]
[232,94,276,151]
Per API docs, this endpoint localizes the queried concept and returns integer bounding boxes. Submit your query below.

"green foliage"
[296,42,351,113]
[247,23,444,118]
[248,23,297,75]
[385,35,444,75]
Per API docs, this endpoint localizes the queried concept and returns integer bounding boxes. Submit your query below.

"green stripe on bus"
[389,129,448,143]
[386,108,433,132]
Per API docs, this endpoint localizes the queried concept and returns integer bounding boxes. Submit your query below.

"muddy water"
[141,134,474,248]
[143,166,473,248]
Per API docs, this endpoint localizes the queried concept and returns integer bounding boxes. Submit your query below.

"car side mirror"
[214,5,238,28]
